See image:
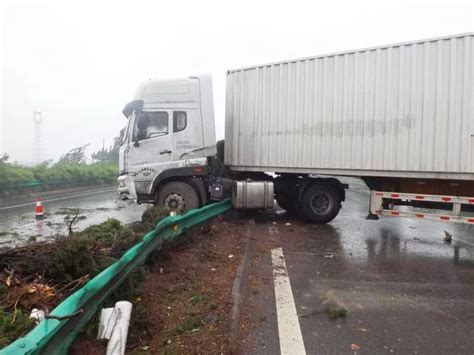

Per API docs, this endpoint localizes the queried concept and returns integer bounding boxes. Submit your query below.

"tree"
[58,144,89,165]
[91,129,124,163]
[0,153,9,163]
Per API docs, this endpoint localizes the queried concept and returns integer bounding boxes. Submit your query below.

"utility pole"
[33,111,43,165]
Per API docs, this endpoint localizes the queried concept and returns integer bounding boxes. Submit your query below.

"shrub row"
[0,162,118,193]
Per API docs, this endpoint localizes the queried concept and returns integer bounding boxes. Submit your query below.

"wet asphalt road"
[1,180,474,353]
[0,187,147,249]
[242,178,474,354]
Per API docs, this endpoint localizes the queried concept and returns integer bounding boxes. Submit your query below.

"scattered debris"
[324,254,335,258]
[0,206,168,349]
[0,270,58,312]
[285,223,291,226]
[1,207,238,352]
[325,305,347,320]
[351,343,361,350]
[443,231,452,243]
[29,308,45,323]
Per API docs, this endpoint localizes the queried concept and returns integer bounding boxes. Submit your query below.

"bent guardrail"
[2,199,232,355]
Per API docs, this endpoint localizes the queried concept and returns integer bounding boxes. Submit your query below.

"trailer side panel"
[225,33,474,180]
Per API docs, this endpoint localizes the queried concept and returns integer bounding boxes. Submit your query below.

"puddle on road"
[0,190,148,250]
[301,187,474,276]
[269,182,474,277]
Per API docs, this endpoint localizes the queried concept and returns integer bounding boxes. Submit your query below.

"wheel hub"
[164,193,186,212]
[311,192,333,215]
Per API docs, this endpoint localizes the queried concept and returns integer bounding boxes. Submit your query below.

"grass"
[0,310,36,349]
[0,283,7,303]
[188,294,209,305]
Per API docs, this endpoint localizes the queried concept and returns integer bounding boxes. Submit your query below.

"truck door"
[127,110,173,176]
[172,108,204,161]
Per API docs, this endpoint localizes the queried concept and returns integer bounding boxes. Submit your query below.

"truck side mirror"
[122,100,144,118]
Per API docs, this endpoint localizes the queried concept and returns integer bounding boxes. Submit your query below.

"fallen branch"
[57,275,90,294]
[68,210,80,236]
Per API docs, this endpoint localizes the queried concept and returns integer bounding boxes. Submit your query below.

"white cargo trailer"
[119,33,474,224]
[225,33,474,180]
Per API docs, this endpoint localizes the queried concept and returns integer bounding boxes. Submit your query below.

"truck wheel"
[302,184,341,223]
[156,181,199,213]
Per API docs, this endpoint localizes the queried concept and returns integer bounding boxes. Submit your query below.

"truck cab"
[118,75,216,212]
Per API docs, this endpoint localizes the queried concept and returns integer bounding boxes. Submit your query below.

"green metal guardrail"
[1,199,232,355]
[0,178,116,191]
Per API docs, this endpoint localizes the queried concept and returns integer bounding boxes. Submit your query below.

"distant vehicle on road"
[118,33,474,224]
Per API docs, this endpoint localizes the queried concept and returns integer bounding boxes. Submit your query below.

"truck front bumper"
[117,174,137,200]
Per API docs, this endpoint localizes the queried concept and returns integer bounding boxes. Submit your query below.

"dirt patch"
[70,215,248,354]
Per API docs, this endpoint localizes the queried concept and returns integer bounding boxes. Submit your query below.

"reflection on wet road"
[243,178,474,354]
[0,188,147,249]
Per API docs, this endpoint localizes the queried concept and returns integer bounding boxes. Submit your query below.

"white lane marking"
[0,187,116,211]
[271,247,307,355]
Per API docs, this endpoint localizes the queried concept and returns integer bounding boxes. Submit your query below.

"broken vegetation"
[0,205,170,349]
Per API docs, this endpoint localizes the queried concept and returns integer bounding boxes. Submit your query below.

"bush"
[49,237,101,283]
[49,219,139,283]
[0,211,170,349]
[0,161,118,194]
[0,310,36,348]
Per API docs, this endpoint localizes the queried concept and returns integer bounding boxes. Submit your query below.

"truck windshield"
[122,111,134,144]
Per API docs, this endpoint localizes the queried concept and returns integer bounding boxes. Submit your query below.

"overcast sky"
[1,0,473,163]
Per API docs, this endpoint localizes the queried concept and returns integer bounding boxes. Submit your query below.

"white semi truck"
[118,33,474,224]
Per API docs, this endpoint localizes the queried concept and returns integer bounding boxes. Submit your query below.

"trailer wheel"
[302,184,341,223]
[156,181,199,213]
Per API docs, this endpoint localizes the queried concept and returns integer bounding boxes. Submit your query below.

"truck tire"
[302,184,341,223]
[156,181,199,213]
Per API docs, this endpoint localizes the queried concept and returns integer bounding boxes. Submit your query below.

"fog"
[1,0,473,164]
